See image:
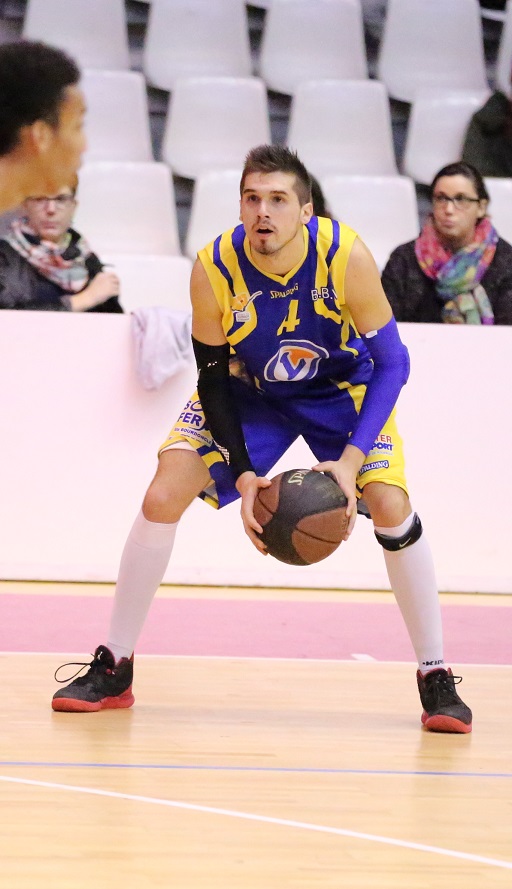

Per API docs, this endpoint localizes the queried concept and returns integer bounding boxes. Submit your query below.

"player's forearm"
[349,316,410,456]
[337,442,366,474]
[192,337,255,479]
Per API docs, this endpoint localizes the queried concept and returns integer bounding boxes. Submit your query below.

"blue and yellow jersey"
[198,216,373,398]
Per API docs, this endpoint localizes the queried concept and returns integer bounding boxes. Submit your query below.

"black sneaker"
[416,668,472,733]
[52,645,135,712]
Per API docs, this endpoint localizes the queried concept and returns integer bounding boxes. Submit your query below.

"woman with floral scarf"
[0,176,123,313]
[381,161,512,325]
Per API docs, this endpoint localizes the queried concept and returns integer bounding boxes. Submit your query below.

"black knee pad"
[374,512,423,551]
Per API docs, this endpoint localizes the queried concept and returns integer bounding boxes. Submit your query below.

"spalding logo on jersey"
[264,340,329,382]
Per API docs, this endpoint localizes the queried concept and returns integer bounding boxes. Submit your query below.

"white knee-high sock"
[107,510,177,662]
[374,513,445,673]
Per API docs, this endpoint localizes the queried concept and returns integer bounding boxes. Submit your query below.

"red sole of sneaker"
[52,692,135,713]
[421,712,472,733]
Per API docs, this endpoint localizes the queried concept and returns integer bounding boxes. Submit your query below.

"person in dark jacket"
[462,87,512,178]
[381,161,512,325]
[0,174,123,313]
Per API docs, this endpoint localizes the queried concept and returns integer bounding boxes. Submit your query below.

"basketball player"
[52,145,472,733]
[0,41,85,215]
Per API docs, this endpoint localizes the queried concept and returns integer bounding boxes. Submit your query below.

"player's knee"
[142,479,185,524]
[143,448,210,523]
[375,513,423,551]
[362,481,410,526]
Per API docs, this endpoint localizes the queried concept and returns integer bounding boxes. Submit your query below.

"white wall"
[0,311,510,593]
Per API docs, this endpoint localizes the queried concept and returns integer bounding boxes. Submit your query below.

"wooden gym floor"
[0,581,511,888]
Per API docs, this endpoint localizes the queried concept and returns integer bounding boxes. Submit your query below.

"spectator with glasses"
[0,174,122,313]
[381,161,512,325]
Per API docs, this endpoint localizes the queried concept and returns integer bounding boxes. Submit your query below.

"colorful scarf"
[414,215,498,324]
[6,219,91,293]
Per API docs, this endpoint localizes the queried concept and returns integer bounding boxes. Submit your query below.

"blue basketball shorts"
[159,376,408,509]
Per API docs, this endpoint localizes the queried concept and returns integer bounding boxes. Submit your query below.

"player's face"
[23,185,76,243]
[37,85,87,194]
[240,171,313,260]
[431,174,487,249]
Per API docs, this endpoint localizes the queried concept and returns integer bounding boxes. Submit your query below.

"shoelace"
[54,653,111,684]
[428,672,463,704]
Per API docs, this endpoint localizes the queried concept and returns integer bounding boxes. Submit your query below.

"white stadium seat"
[81,70,153,163]
[403,89,491,185]
[287,79,397,179]
[495,2,512,95]
[102,254,193,313]
[259,0,367,95]
[73,162,180,256]
[321,174,420,271]
[377,0,488,102]
[185,170,242,260]
[161,77,271,180]
[23,0,130,70]
[143,0,252,92]
[484,178,512,244]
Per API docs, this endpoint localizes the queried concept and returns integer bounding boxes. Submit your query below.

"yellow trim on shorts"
[356,409,408,496]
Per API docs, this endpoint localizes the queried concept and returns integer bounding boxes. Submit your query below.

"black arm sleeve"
[192,336,255,479]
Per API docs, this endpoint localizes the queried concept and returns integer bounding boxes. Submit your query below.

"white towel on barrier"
[131,306,193,390]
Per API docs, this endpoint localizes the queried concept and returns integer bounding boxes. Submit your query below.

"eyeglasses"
[432,193,481,211]
[27,194,75,207]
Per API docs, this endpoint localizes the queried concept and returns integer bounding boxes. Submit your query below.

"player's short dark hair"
[0,40,80,156]
[430,161,490,202]
[240,144,312,206]
[310,174,331,218]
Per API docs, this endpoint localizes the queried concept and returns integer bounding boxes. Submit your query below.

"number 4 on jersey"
[277,299,300,335]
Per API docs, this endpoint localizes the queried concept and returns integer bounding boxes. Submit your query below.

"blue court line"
[1,762,511,778]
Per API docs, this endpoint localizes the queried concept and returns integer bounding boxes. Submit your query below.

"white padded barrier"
[0,312,509,593]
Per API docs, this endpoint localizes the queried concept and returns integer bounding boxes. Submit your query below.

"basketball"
[253,468,348,566]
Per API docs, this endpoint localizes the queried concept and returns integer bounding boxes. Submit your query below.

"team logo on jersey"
[232,290,262,323]
[264,340,329,382]
[232,292,249,311]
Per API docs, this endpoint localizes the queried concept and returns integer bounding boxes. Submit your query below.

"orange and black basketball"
[253,468,348,566]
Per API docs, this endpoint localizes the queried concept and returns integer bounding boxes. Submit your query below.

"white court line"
[1,775,511,871]
[2,651,512,669]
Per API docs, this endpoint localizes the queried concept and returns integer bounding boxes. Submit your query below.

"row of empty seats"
[77,164,512,313]
[19,0,512,100]
[12,0,511,193]
[77,71,499,186]
[4,0,511,316]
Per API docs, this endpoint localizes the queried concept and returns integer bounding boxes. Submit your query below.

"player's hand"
[235,471,271,555]
[312,452,362,540]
